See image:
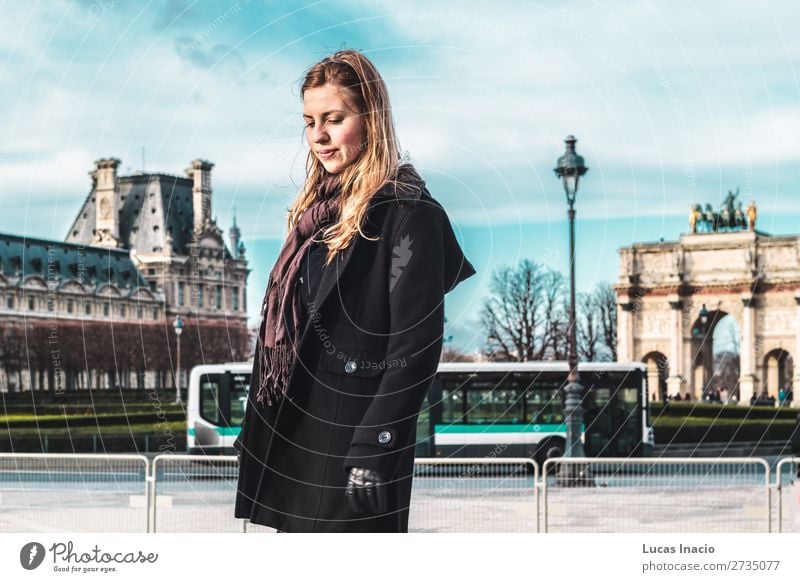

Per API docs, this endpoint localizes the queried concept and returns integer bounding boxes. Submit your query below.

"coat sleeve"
[342,198,475,477]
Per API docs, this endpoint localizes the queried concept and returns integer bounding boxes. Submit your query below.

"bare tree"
[479,259,568,361]
[540,269,569,360]
[594,282,617,361]
[579,282,618,362]
[577,290,599,362]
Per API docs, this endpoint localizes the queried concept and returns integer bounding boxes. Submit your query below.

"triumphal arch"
[615,192,799,406]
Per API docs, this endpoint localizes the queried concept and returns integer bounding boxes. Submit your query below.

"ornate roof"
[65,173,199,256]
[0,232,149,290]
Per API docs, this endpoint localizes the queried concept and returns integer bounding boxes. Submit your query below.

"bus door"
[583,385,614,457]
[611,384,641,455]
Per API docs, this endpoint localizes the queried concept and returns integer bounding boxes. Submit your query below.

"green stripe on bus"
[434,424,569,433]
[187,427,240,437]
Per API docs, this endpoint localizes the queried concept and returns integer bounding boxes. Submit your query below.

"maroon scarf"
[256,176,341,406]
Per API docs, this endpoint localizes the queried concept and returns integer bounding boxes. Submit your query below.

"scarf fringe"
[256,339,295,406]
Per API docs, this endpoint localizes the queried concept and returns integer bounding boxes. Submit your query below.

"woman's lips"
[318,149,337,160]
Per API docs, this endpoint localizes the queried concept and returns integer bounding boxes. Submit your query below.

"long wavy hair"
[288,49,406,265]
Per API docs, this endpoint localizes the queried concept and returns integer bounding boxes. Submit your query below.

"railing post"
[151,456,159,533]
[542,459,550,533]
[775,457,796,534]
[145,473,154,533]
[534,459,540,534]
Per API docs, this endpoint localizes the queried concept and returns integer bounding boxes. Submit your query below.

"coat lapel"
[298,230,362,341]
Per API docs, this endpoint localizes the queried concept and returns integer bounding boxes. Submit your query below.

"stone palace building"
[0,157,250,392]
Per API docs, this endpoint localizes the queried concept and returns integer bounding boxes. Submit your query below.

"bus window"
[466,389,523,423]
[620,386,639,408]
[593,387,612,407]
[466,390,492,423]
[441,388,465,423]
[200,374,221,425]
[230,374,250,426]
[524,387,563,424]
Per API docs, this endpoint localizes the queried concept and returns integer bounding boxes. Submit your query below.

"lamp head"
[173,315,184,336]
[554,135,588,206]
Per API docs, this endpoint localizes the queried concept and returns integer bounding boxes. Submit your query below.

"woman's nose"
[311,124,329,143]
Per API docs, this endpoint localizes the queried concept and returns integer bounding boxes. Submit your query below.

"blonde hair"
[289,49,406,265]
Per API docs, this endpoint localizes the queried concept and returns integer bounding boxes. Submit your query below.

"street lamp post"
[553,135,592,486]
[173,315,184,405]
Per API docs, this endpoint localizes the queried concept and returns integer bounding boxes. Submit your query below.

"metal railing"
[3,453,799,533]
[542,457,771,533]
[0,453,149,533]
[410,458,538,533]
[150,455,241,533]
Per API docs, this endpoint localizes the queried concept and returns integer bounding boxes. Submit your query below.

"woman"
[234,49,476,533]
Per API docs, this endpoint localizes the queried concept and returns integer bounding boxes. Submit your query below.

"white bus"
[417,362,654,465]
[187,361,655,463]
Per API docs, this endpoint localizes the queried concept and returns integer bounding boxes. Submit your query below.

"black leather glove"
[345,467,388,515]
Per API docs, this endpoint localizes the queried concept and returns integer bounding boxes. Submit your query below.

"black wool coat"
[234,165,476,532]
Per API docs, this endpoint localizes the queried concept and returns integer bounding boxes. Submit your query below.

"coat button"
[378,430,392,444]
[299,276,304,284]
[344,361,357,373]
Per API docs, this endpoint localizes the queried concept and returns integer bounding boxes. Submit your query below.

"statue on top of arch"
[689,188,757,233]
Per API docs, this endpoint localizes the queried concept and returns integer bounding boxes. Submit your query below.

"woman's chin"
[319,159,341,174]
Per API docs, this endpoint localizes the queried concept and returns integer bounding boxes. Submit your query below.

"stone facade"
[615,230,800,407]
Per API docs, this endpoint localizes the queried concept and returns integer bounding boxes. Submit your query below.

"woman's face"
[303,83,366,174]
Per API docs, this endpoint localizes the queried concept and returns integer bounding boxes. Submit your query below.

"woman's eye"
[328,118,342,124]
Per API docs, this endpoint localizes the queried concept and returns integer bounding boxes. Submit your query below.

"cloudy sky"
[1,0,798,354]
